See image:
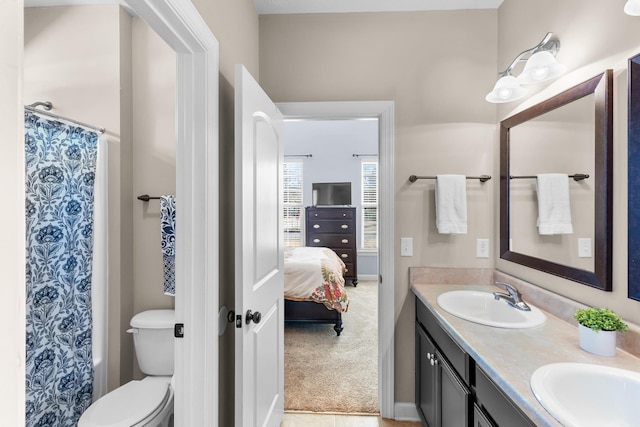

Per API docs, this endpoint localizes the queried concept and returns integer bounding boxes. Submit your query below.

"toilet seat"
[79,377,172,427]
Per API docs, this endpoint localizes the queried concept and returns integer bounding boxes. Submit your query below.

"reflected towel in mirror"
[536,174,573,235]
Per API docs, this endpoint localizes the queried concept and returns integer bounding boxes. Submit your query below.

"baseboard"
[357,274,378,282]
[393,402,420,422]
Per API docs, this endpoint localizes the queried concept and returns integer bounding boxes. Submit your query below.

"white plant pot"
[578,324,617,356]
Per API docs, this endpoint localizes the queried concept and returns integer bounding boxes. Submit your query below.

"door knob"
[246,310,262,324]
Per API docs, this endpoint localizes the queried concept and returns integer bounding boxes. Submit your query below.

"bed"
[284,246,350,336]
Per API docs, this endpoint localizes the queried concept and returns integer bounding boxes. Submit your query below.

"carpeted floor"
[284,280,378,414]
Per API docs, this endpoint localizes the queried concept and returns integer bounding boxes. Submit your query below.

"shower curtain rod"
[25,101,105,135]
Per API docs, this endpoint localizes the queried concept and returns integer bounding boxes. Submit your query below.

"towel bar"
[509,174,589,182]
[409,175,491,183]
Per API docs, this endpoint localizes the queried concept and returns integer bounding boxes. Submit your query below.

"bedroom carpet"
[284,280,378,414]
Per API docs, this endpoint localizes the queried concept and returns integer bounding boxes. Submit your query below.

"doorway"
[278,101,395,418]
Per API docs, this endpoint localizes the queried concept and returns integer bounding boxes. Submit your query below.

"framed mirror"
[629,54,640,300]
[500,70,613,290]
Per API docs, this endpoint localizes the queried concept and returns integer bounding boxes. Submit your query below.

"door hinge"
[174,323,184,338]
[236,314,242,328]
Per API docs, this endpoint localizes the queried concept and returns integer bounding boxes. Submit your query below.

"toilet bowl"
[79,310,175,427]
[78,376,173,427]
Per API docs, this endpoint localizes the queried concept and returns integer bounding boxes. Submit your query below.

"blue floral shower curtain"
[24,112,98,426]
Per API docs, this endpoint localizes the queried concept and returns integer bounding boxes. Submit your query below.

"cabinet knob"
[341,253,348,259]
[343,213,346,217]
[314,213,318,217]
[313,239,320,243]
[341,224,348,229]
[313,224,320,229]
[342,239,348,244]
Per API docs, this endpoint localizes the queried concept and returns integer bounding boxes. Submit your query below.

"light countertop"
[411,282,640,427]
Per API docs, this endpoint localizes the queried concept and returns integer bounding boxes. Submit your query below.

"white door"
[234,64,285,427]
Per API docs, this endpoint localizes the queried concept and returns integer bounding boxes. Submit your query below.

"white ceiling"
[254,0,504,15]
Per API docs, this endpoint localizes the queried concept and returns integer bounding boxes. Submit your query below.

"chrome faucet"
[493,281,531,311]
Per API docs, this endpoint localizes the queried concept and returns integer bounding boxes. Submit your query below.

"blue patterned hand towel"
[160,195,176,296]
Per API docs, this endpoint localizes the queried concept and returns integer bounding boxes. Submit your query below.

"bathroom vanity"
[416,297,535,427]
[411,268,640,427]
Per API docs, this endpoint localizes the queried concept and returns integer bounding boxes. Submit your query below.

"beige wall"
[259,10,498,404]
[0,0,24,424]
[496,1,640,326]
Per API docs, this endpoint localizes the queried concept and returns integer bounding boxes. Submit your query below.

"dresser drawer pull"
[313,224,320,229]
[343,213,346,217]
[341,239,349,244]
[341,254,348,259]
[341,224,348,229]
[314,213,318,217]
[344,268,349,273]
[313,239,320,243]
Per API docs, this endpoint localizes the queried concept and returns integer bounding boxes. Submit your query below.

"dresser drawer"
[307,208,353,220]
[307,234,354,247]
[308,220,354,234]
[332,248,354,263]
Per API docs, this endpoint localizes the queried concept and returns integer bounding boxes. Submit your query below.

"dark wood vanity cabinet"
[416,301,471,427]
[305,206,358,286]
[415,299,535,427]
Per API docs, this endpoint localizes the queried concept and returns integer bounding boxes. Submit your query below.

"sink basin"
[531,363,640,427]
[436,290,546,328]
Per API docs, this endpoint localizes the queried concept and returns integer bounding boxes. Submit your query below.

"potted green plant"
[574,307,629,356]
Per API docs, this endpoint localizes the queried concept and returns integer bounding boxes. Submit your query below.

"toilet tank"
[130,309,175,375]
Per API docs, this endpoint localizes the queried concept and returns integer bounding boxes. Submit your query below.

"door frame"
[277,101,395,418]
[121,1,219,425]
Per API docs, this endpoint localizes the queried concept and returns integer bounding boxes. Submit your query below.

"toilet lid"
[79,379,171,427]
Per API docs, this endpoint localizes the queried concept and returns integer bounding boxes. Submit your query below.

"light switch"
[477,238,490,258]
[578,238,592,258]
[401,237,413,257]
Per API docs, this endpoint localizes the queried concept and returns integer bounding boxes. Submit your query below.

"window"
[361,160,378,249]
[283,159,304,247]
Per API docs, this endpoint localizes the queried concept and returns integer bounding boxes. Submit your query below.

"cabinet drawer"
[307,234,354,247]
[307,208,354,219]
[307,220,354,233]
[342,263,354,277]
[416,300,470,384]
[474,366,536,427]
[332,249,354,263]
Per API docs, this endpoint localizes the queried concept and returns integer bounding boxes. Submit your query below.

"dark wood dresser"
[305,206,358,286]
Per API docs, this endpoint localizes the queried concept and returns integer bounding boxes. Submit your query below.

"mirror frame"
[629,54,640,300]
[500,70,613,290]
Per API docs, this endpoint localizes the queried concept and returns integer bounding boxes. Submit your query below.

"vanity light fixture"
[625,0,640,15]
[486,32,566,103]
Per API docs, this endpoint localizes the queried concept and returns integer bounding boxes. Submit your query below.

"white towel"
[536,174,573,235]
[435,174,468,234]
[160,195,176,296]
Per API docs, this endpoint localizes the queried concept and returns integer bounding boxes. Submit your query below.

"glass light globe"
[625,0,640,16]
[485,76,526,103]
[517,51,566,84]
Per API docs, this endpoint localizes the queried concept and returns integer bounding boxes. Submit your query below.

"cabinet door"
[416,325,438,427]
[438,349,471,427]
[473,404,497,427]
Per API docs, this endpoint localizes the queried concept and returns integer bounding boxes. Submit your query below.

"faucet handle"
[494,281,520,297]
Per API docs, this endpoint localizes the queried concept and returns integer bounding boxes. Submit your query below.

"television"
[312,182,352,206]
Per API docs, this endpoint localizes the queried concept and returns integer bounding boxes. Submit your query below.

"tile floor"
[281,412,421,426]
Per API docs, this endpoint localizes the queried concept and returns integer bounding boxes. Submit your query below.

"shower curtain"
[24,111,98,426]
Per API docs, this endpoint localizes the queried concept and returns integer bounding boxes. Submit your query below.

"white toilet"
[79,309,175,427]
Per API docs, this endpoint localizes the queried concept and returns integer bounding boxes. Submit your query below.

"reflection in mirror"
[500,70,613,290]
[509,94,595,271]
[629,54,640,300]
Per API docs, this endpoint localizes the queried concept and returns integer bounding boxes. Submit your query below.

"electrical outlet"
[477,238,490,258]
[578,238,592,258]
[400,237,413,257]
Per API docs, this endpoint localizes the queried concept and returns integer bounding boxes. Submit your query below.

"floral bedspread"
[284,246,350,313]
